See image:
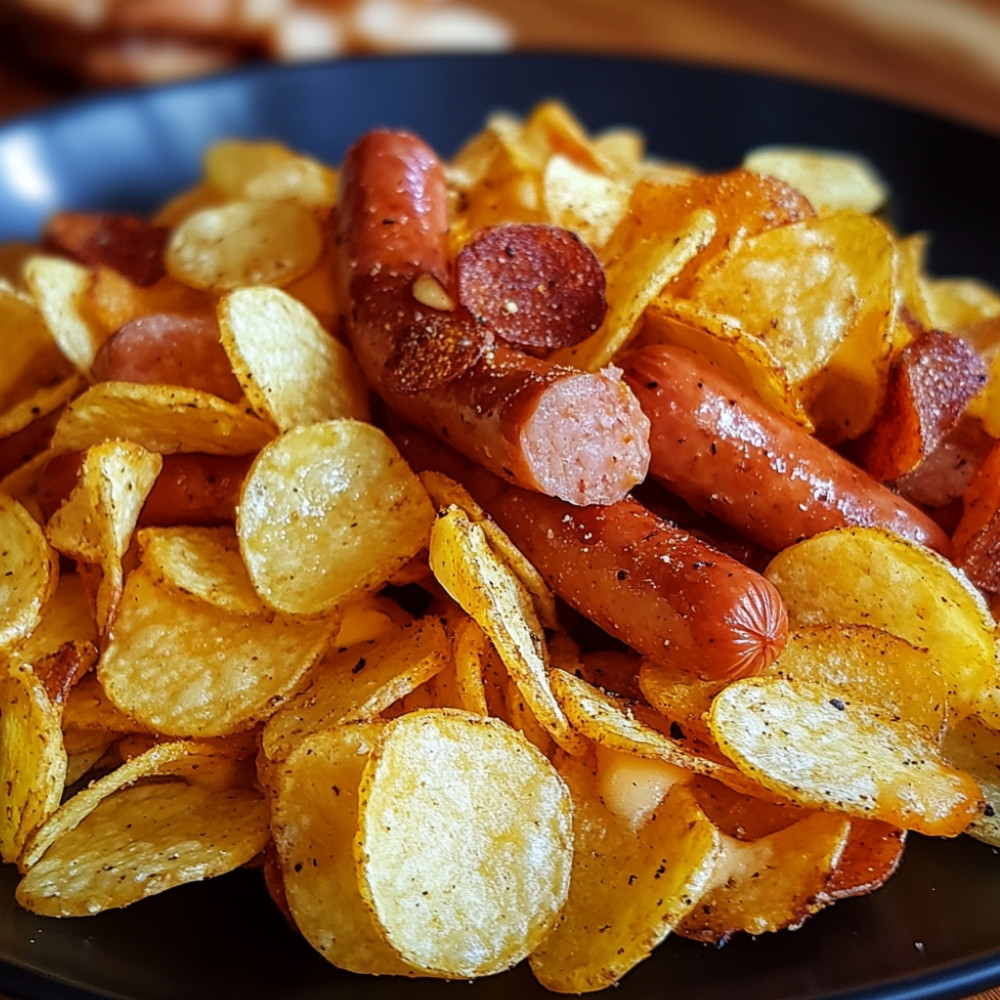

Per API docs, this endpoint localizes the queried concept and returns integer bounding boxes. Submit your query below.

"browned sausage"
[393,423,788,682]
[90,313,244,403]
[621,343,951,555]
[38,451,251,527]
[336,129,650,507]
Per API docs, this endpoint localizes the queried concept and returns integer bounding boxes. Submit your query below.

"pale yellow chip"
[764,526,1000,723]
[16,775,268,916]
[137,525,266,615]
[529,753,719,993]
[17,572,97,665]
[708,674,982,836]
[261,617,450,761]
[218,286,368,431]
[52,381,276,455]
[922,274,1000,333]
[244,158,339,214]
[0,658,67,864]
[270,722,416,975]
[552,208,716,372]
[676,809,852,943]
[62,672,148,736]
[0,374,84,443]
[429,504,581,753]
[0,492,59,651]
[542,153,631,250]
[203,139,299,198]
[23,255,105,371]
[943,714,1000,845]
[355,709,574,978]
[46,440,162,631]
[743,146,889,214]
[238,420,434,617]
[99,565,336,737]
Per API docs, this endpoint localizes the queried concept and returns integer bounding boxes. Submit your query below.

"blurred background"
[1,0,1000,134]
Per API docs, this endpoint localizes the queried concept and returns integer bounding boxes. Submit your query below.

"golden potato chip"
[17,572,97,666]
[99,565,335,737]
[238,420,434,617]
[743,146,888,214]
[261,617,450,761]
[0,658,67,864]
[638,657,725,749]
[218,286,368,431]
[166,201,324,292]
[0,492,58,650]
[85,266,210,338]
[922,274,1000,333]
[542,153,631,250]
[203,140,299,198]
[0,375,84,449]
[244,158,339,214]
[942,714,1000,846]
[429,504,581,753]
[62,672,147,736]
[46,440,162,631]
[23,255,105,371]
[16,777,268,916]
[52,381,276,456]
[529,753,719,993]
[676,809,852,943]
[137,525,266,615]
[764,526,1000,723]
[63,743,114,787]
[355,709,573,978]
[0,283,71,412]
[708,673,982,836]
[270,722,416,975]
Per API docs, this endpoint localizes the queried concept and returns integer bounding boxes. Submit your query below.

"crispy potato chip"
[708,673,982,836]
[0,492,58,650]
[166,201,324,292]
[204,140,299,198]
[942,714,1000,846]
[218,286,368,431]
[923,274,1000,334]
[261,617,449,761]
[743,146,888,214]
[52,381,275,456]
[24,255,105,371]
[16,776,268,916]
[542,154,632,250]
[244,158,339,213]
[529,752,719,993]
[99,565,335,737]
[429,504,581,753]
[85,265,211,337]
[62,672,147,735]
[638,657,725,750]
[238,420,434,617]
[46,440,162,631]
[17,572,97,665]
[0,659,67,864]
[355,709,573,978]
[137,525,266,615]
[0,374,84,448]
[270,722,416,975]
[676,809,852,943]
[764,526,1000,723]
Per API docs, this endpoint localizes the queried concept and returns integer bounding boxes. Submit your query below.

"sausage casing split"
[336,129,651,507]
[394,424,788,682]
[621,343,952,556]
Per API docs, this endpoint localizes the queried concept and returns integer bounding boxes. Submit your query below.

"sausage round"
[336,129,651,507]
[621,343,951,555]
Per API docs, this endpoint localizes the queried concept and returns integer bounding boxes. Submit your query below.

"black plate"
[1,52,1000,1000]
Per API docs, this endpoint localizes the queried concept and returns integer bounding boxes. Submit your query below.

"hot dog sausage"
[393,424,788,682]
[336,129,650,507]
[621,343,951,555]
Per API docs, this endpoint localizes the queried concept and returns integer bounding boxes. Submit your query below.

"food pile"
[2,100,1000,993]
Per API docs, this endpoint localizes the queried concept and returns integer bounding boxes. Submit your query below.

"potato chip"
[429,504,581,753]
[0,492,58,651]
[218,286,368,430]
[743,146,889,214]
[529,753,719,993]
[204,140,300,198]
[942,714,1000,846]
[166,201,324,292]
[676,809,852,943]
[0,659,67,864]
[261,617,449,761]
[52,381,276,456]
[542,153,632,250]
[238,420,434,617]
[355,709,573,978]
[764,526,1000,723]
[270,722,416,975]
[17,572,97,665]
[99,565,335,737]
[62,672,147,736]
[46,440,162,631]
[23,255,105,371]
[244,158,339,214]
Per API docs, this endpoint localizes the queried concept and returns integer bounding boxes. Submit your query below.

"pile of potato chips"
[2,100,1000,993]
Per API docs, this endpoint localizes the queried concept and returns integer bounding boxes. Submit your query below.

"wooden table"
[0,1,999,999]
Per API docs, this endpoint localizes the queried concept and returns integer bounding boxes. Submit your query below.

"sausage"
[90,313,244,403]
[38,451,251,527]
[336,129,650,507]
[393,423,788,682]
[620,343,951,555]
